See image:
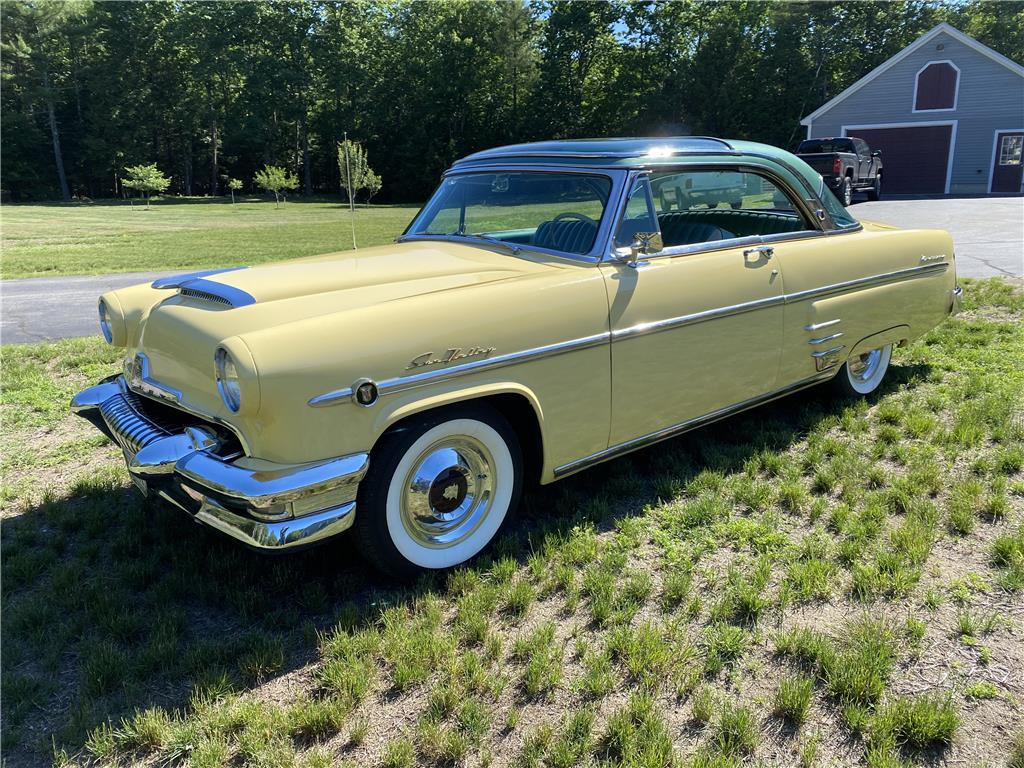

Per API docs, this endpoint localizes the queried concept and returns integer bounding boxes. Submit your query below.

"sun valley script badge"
[407,346,496,370]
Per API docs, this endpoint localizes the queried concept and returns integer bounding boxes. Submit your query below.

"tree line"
[2,0,1021,203]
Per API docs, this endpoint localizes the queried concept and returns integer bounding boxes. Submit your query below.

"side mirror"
[626,231,663,267]
[871,150,881,157]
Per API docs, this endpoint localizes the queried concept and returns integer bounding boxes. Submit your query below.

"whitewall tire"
[834,344,893,396]
[354,405,522,578]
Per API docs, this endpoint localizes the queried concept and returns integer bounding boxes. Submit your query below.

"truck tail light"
[832,157,842,174]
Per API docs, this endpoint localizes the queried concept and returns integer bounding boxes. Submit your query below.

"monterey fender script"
[407,346,497,370]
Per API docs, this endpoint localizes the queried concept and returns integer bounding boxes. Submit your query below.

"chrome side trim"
[308,331,610,407]
[804,319,840,331]
[784,262,948,304]
[611,294,785,341]
[307,262,948,409]
[808,332,843,345]
[553,371,834,478]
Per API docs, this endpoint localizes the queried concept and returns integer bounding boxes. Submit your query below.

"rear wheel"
[866,174,881,201]
[841,176,853,207]
[354,404,523,579]
[833,344,893,396]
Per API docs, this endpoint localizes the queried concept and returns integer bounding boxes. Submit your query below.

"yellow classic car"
[72,137,961,577]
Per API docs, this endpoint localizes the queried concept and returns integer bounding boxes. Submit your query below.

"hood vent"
[152,268,256,308]
[179,287,233,306]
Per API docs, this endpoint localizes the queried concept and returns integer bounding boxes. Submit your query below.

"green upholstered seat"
[657,210,805,247]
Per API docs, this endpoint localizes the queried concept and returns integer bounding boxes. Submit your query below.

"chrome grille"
[179,287,232,306]
[99,392,173,454]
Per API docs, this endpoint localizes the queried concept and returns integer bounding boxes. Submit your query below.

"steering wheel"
[553,211,595,224]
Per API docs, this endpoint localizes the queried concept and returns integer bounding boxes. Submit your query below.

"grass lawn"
[2,279,1023,768]
[0,198,420,279]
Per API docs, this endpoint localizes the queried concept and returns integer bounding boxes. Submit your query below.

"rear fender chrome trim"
[804,318,840,332]
[784,262,948,304]
[553,371,834,478]
[808,332,844,345]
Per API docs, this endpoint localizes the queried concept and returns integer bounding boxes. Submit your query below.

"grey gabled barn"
[802,23,1024,195]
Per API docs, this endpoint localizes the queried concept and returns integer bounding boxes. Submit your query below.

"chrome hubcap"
[849,348,882,382]
[400,437,495,548]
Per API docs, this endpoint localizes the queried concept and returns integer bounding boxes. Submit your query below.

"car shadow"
[0,362,931,759]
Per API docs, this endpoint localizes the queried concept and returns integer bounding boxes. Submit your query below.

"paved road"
[2,197,1021,343]
[1,271,179,344]
[853,196,1023,278]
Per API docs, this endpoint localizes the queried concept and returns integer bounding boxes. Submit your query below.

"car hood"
[122,240,565,420]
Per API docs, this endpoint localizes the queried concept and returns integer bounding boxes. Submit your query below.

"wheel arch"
[371,384,545,485]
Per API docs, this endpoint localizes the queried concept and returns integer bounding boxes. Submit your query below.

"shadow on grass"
[0,363,930,761]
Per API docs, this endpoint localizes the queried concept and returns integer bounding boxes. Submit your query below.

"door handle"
[743,246,774,262]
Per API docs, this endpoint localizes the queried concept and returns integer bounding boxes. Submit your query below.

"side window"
[648,169,814,248]
[854,139,869,157]
[614,176,659,247]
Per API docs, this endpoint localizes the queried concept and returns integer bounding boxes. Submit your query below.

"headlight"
[214,347,242,412]
[98,299,113,343]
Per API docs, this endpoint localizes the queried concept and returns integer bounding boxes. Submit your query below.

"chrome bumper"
[71,376,368,550]
[950,284,963,315]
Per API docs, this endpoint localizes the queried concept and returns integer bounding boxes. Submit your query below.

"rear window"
[798,139,854,154]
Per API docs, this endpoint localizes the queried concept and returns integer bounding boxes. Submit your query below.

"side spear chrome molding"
[308,262,949,408]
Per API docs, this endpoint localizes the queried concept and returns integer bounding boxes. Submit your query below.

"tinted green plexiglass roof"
[451,137,824,197]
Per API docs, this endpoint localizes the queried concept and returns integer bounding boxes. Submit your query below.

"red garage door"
[847,125,953,194]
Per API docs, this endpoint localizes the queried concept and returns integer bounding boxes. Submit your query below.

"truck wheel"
[833,344,892,396]
[841,176,853,207]
[867,174,881,201]
[354,404,523,579]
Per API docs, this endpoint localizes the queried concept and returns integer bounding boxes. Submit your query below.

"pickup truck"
[796,137,882,206]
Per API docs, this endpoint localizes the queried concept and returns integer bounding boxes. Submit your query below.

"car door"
[599,170,794,448]
[855,139,873,180]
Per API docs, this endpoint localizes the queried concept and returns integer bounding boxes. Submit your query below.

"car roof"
[450,137,824,197]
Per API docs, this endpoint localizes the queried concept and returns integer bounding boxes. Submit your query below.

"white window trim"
[912,60,961,113]
[987,129,1024,194]
[842,121,958,194]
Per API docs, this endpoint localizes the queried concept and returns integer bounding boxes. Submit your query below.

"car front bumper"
[71,376,368,551]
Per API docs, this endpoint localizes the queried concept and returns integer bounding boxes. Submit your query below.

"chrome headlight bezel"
[98,299,113,344]
[214,347,242,412]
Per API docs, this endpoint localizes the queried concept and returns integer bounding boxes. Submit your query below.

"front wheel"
[841,176,853,207]
[354,404,523,579]
[866,174,881,201]
[833,344,893,396]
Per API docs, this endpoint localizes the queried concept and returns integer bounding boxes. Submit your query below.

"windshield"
[408,171,613,256]
[798,139,855,154]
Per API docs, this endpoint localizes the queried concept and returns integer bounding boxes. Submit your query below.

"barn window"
[914,61,959,111]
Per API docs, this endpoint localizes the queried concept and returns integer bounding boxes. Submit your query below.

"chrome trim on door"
[308,332,611,407]
[553,371,835,478]
[611,294,785,342]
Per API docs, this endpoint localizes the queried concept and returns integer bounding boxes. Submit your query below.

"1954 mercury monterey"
[73,138,961,576]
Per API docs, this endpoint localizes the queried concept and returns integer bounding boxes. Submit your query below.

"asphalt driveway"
[2,197,1021,344]
[853,196,1023,278]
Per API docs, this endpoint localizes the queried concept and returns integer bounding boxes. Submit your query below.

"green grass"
[1,277,1022,766]
[1,197,420,278]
